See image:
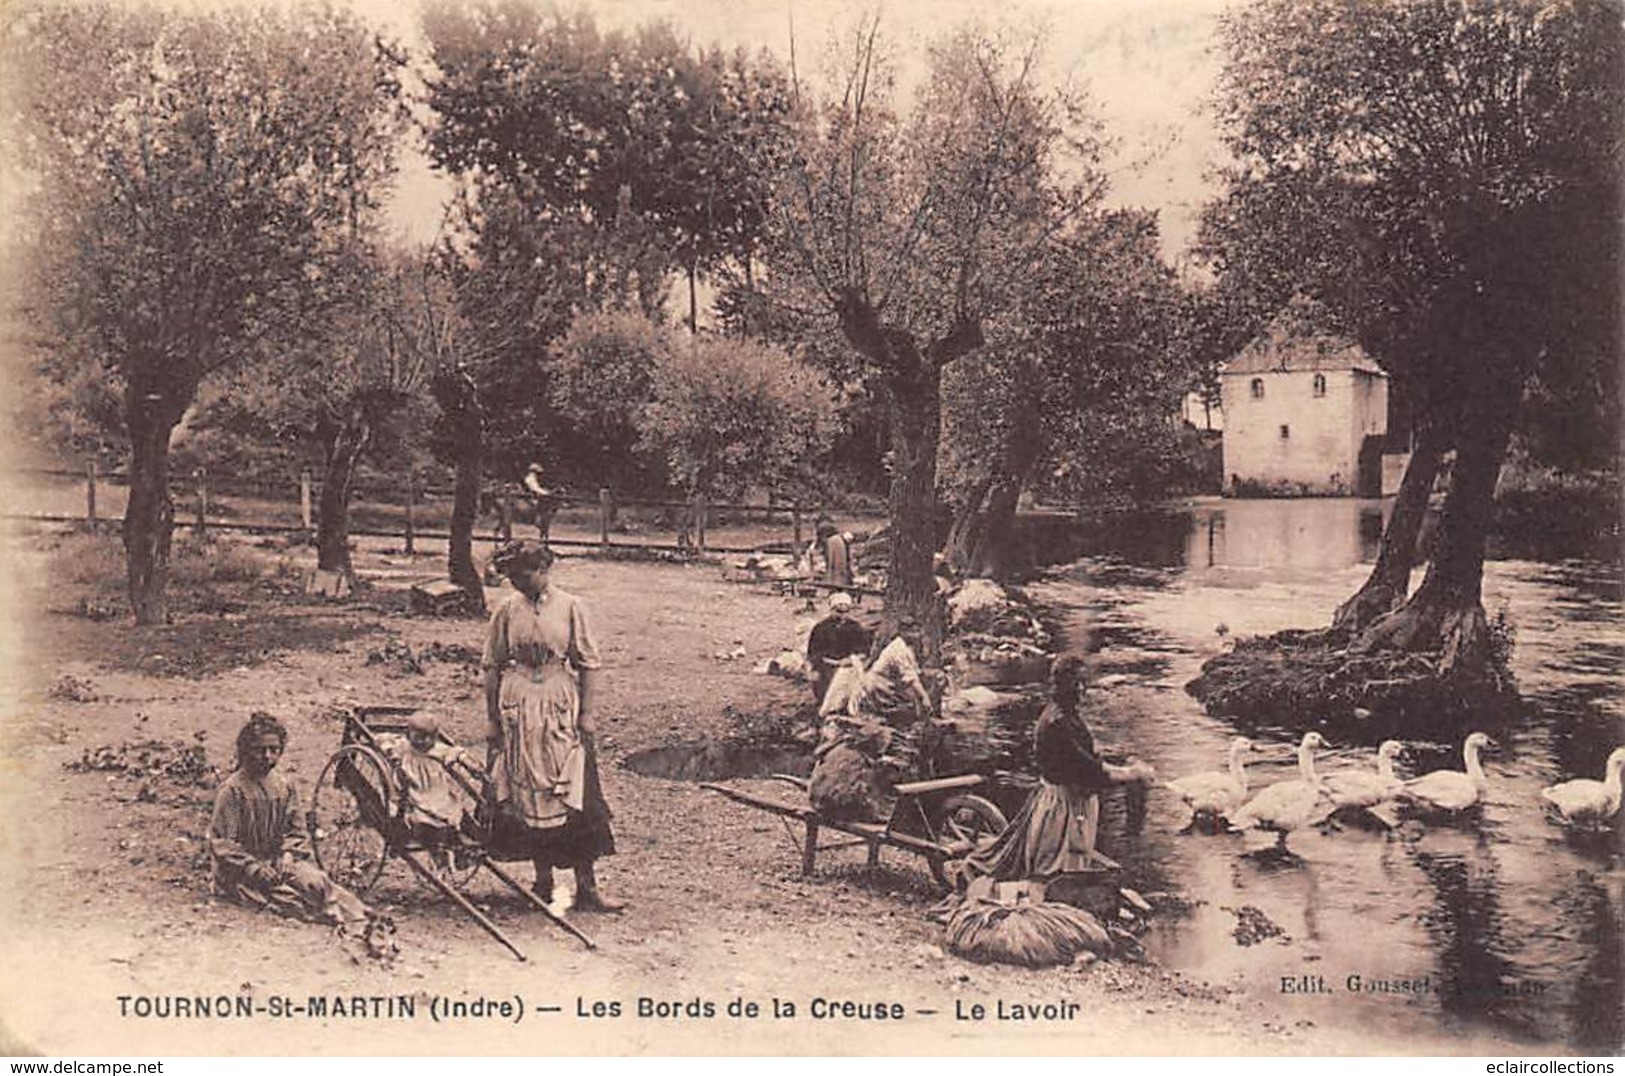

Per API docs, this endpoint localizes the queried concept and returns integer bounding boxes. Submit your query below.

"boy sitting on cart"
[209,712,371,926]
[375,712,485,865]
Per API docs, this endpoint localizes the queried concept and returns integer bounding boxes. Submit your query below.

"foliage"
[1200,0,1623,436]
[547,309,672,494]
[752,17,1115,622]
[14,1,405,427]
[941,208,1192,513]
[1198,0,1622,668]
[768,20,1106,356]
[639,336,836,500]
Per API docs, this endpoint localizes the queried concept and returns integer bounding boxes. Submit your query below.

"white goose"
[1540,747,1625,830]
[1399,732,1494,813]
[1323,740,1405,812]
[1230,732,1332,849]
[1167,737,1255,822]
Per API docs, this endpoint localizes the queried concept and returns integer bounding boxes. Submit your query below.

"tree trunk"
[881,369,945,655]
[315,412,371,577]
[688,261,699,336]
[433,369,487,614]
[834,290,983,660]
[945,428,1040,579]
[945,470,1026,579]
[1331,426,1445,632]
[1354,397,1516,682]
[945,475,995,574]
[123,398,181,626]
[448,438,485,613]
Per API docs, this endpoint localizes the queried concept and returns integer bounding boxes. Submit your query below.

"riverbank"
[0,531,1542,1055]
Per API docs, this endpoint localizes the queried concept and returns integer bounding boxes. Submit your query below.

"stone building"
[1220,304,1393,497]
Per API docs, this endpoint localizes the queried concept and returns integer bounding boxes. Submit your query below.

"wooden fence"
[5,461,886,559]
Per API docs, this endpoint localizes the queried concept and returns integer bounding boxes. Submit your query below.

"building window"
[1279,424,1290,439]
[1250,378,1265,400]
[1312,373,1327,397]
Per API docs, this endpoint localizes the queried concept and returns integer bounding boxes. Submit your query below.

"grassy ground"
[0,529,1531,1056]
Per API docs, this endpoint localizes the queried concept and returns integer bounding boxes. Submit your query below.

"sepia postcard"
[2,0,1619,1058]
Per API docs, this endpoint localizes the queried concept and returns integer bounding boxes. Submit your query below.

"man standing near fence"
[523,462,563,543]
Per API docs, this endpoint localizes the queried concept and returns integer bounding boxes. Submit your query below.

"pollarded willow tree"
[1202,0,1623,685]
[765,20,1112,641]
[940,208,1189,578]
[10,2,404,624]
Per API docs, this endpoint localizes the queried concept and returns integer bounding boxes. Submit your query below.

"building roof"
[1221,299,1385,377]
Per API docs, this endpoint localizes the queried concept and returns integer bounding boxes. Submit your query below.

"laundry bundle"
[943,879,1113,968]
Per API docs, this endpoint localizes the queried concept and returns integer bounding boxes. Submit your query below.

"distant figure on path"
[816,517,853,588]
[522,462,563,542]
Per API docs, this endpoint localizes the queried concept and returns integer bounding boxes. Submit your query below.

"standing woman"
[484,540,623,912]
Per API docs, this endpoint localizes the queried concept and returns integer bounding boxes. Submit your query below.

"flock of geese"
[1164,731,1625,851]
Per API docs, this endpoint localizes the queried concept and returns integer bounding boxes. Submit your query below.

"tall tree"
[1203,0,1622,679]
[941,208,1186,577]
[640,336,837,504]
[12,2,403,623]
[763,20,1109,643]
[422,4,703,593]
[547,309,670,495]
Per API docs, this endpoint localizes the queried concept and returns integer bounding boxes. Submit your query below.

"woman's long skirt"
[491,664,615,866]
[961,779,1100,882]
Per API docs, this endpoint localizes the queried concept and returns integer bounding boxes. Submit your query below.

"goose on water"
[1398,732,1494,813]
[1323,740,1405,812]
[1167,737,1255,822]
[1540,747,1625,830]
[1229,732,1331,849]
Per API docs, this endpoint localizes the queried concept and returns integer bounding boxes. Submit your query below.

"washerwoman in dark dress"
[484,540,623,912]
[962,654,1152,882]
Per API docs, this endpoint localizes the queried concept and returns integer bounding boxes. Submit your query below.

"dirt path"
[0,533,1527,1055]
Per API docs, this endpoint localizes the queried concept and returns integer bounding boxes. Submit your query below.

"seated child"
[209,711,370,926]
[376,712,483,852]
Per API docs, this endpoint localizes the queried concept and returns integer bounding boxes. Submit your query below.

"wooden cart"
[701,772,1009,888]
[307,705,596,960]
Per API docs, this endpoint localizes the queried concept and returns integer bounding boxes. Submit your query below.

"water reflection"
[1026,497,1624,1050]
[1018,498,1392,577]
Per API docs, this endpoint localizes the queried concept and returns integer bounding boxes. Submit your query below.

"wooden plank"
[699,783,812,820]
[891,774,985,797]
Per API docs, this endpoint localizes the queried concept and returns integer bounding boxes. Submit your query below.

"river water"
[1025,497,1623,1051]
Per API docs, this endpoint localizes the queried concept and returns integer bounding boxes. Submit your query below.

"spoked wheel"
[310,744,396,893]
[445,845,485,892]
[928,792,1009,888]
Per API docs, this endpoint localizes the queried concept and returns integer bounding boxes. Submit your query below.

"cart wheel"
[310,744,396,893]
[928,793,1008,888]
[447,846,484,892]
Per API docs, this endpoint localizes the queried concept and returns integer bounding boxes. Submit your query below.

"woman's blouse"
[482,587,602,675]
[1032,702,1110,792]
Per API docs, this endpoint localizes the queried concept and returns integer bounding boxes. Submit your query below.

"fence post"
[85,458,98,534]
[696,492,708,553]
[792,503,802,553]
[598,488,611,551]
[300,470,313,535]
[194,468,209,541]
[404,470,417,555]
[499,495,514,541]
